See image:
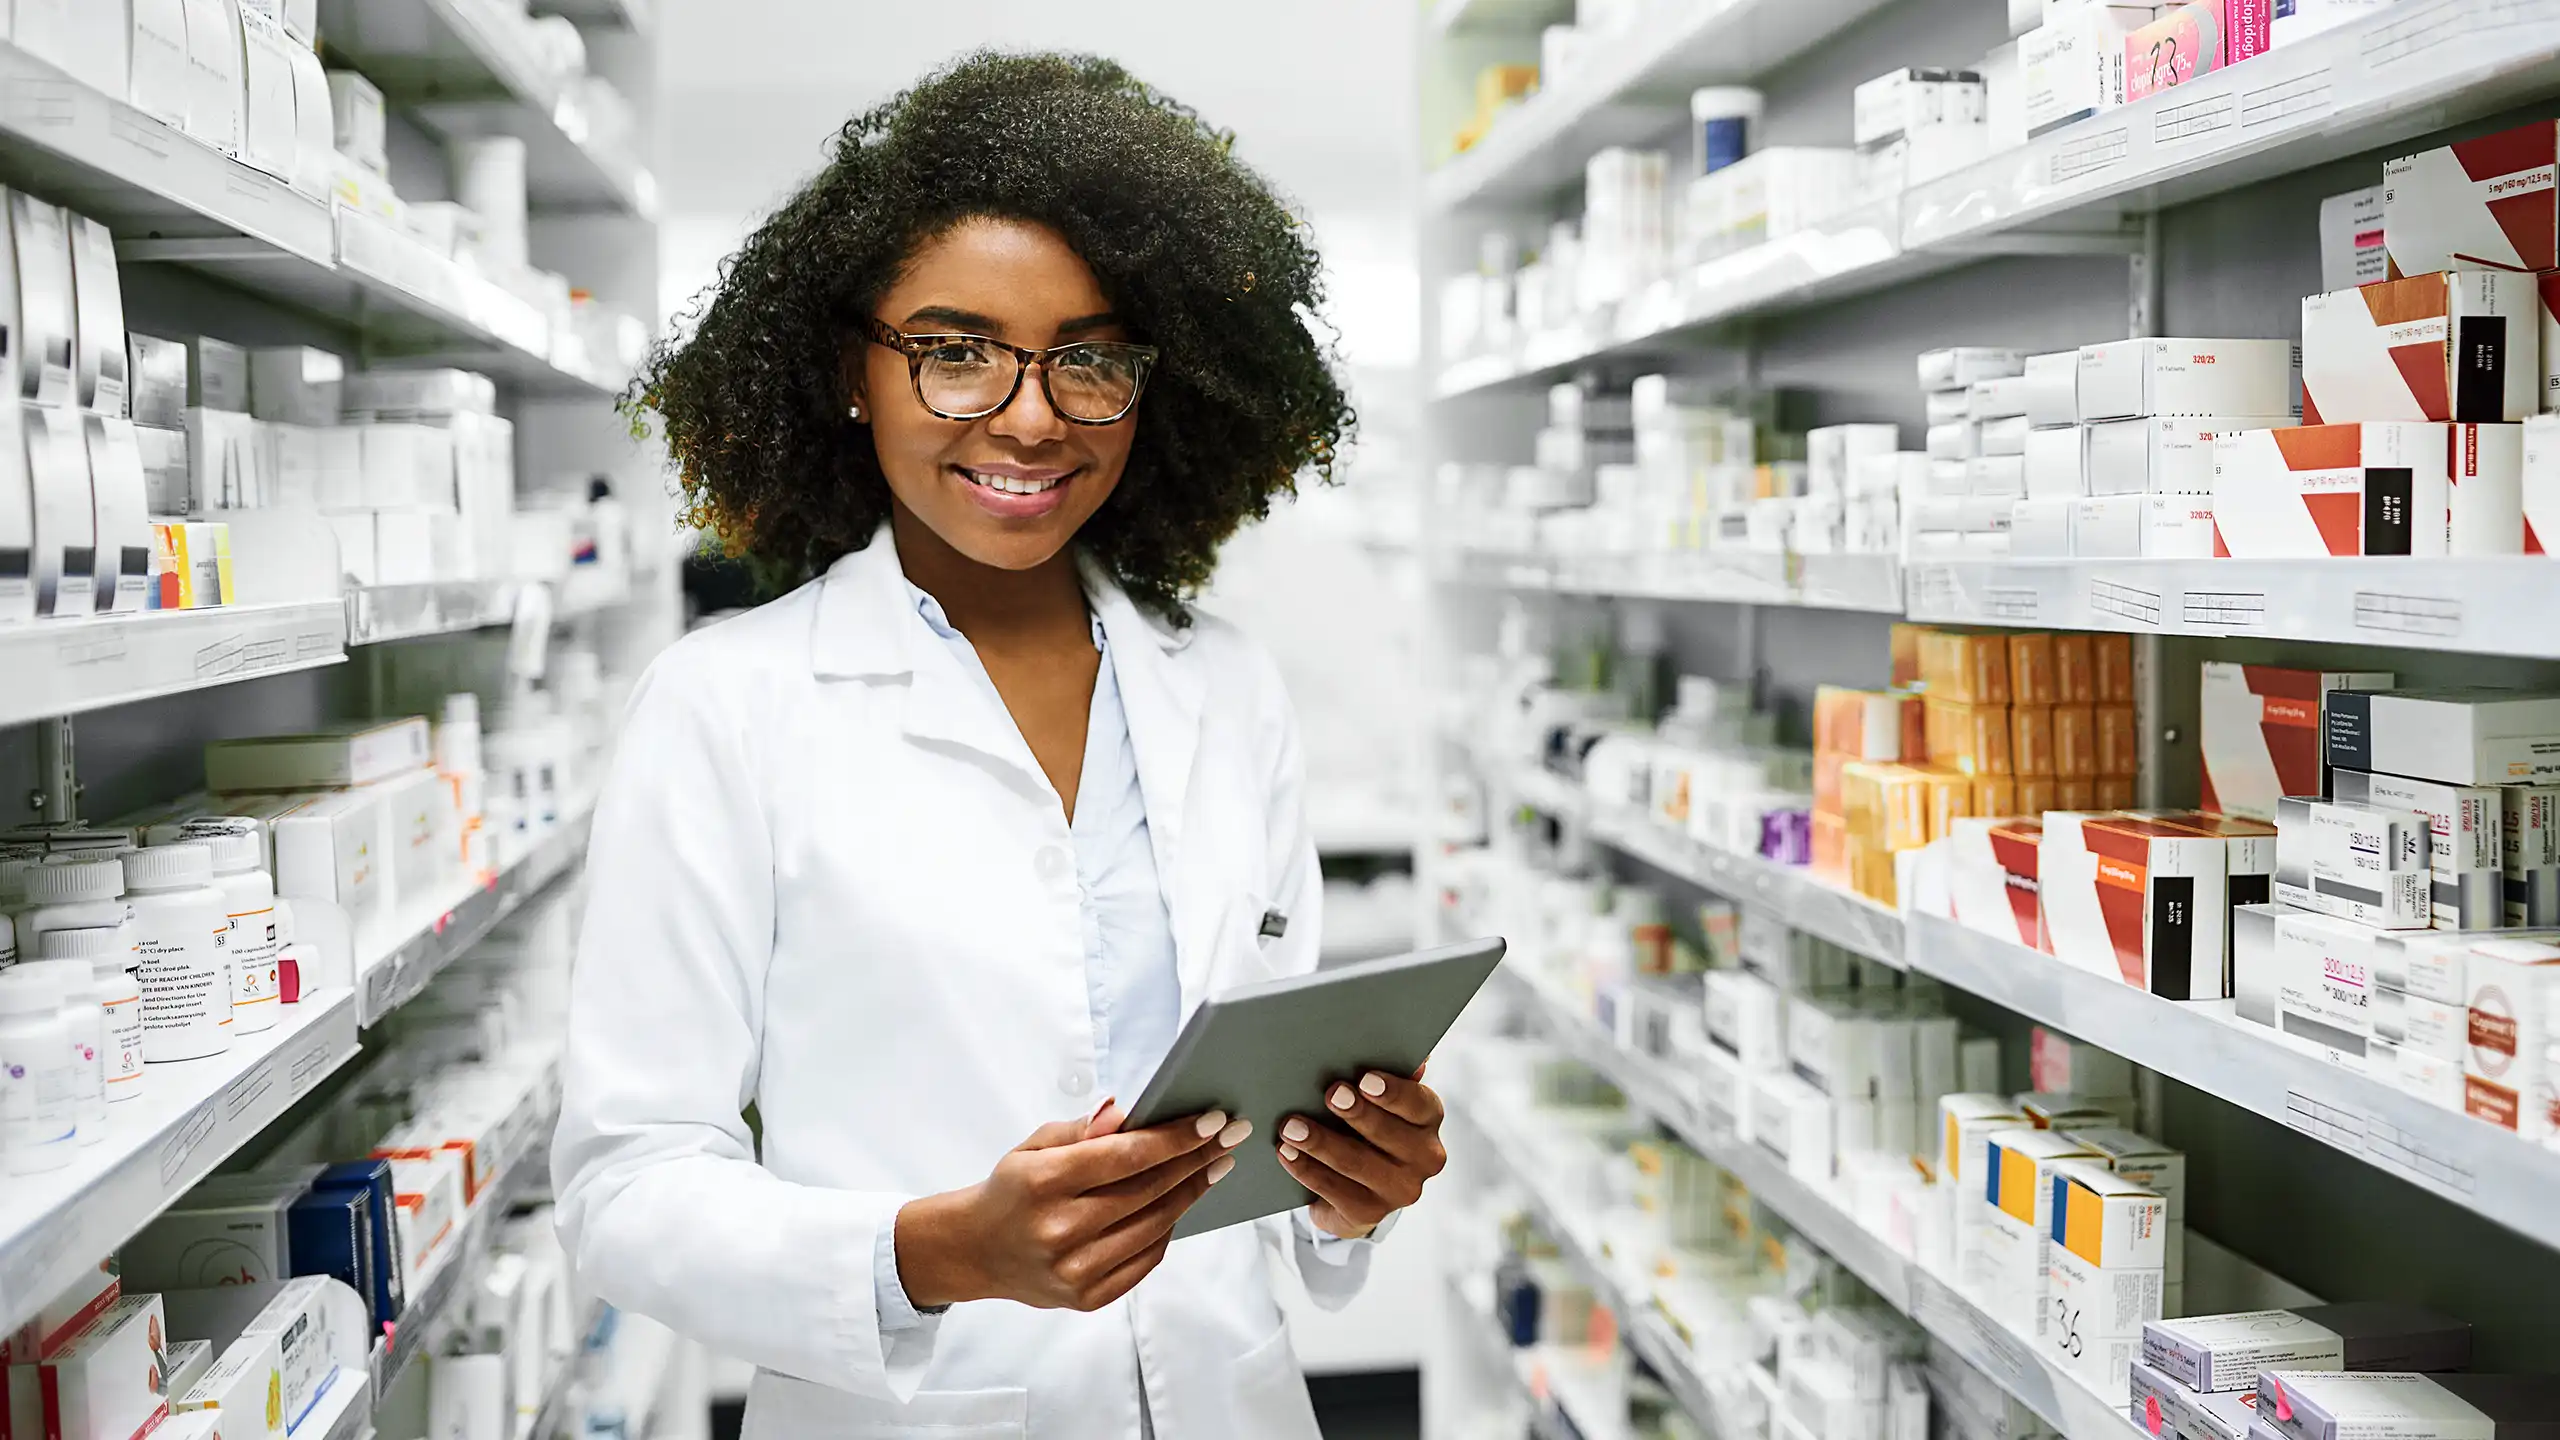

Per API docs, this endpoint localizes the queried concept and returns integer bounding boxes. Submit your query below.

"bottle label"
[103,992,145,1090]
[229,904,280,1013]
[137,929,227,1056]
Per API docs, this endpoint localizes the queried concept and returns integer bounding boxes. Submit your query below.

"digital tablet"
[1125,937,1506,1239]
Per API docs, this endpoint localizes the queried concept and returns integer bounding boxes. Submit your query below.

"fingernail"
[1219,1118,1253,1148]
[1279,1144,1299,1162]
[1092,1097,1116,1120]
[1329,1084,1356,1111]
[1207,1155,1236,1184]
[1283,1118,1310,1143]
[1361,1072,1387,1097]
[1194,1110,1227,1139]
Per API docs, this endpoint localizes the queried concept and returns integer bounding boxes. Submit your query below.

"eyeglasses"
[864,319,1158,425]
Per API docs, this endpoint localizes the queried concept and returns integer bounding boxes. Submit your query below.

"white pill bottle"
[16,958,106,1145]
[0,966,78,1174]
[197,829,280,1034]
[19,853,128,947]
[37,925,144,1102]
[123,842,232,1062]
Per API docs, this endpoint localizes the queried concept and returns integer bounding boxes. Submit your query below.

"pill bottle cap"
[24,855,126,904]
[0,967,64,1017]
[123,841,214,891]
[193,829,265,877]
[35,925,129,964]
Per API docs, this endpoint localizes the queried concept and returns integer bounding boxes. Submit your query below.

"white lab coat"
[552,530,1363,1439]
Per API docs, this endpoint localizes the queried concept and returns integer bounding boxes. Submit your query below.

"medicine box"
[2124,0,2272,103]
[0,409,32,625]
[1751,1071,1835,1185]
[124,1191,294,1291]
[1979,1129,2099,1335]
[316,1159,406,1328]
[2329,771,2502,929]
[85,415,152,614]
[68,213,129,419]
[2047,1160,2166,1400]
[2253,1372,2560,1440]
[289,1186,379,1329]
[2144,1304,2472,1393]
[2525,413,2560,552]
[167,1339,212,1402]
[2320,186,2390,293]
[2,1259,121,1363]
[34,1294,169,1440]
[2062,1127,2185,1221]
[188,337,249,412]
[2462,936,2560,1140]
[128,335,189,432]
[2443,422,2525,555]
[2152,812,2278,983]
[382,1148,467,1285]
[2021,4,2154,137]
[207,717,432,792]
[2301,270,2536,424]
[2275,796,2432,929]
[2503,786,2560,926]
[1707,968,1786,1070]
[2024,425,2086,499]
[131,0,194,129]
[9,192,77,408]
[2029,1031,2135,1098]
[2382,121,2558,277]
[2024,351,2079,426]
[2079,338,2297,422]
[2375,986,2469,1061]
[2040,812,2231,998]
[2132,1361,2258,1440]
[2086,414,2298,496]
[27,402,96,618]
[247,347,345,428]
[1950,818,2046,950]
[183,0,246,155]
[1921,349,2027,390]
[2325,688,2560,786]
[178,1329,286,1439]
[2231,904,2379,1067]
[2210,423,2450,557]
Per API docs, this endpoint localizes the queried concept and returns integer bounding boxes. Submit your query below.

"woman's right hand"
[892,1102,1252,1312]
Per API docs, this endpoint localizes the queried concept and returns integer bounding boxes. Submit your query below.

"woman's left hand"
[1279,1066,1447,1239]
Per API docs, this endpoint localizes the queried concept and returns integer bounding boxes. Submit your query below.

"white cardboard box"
[2073,494,2144,556]
[2519,412,2560,551]
[67,214,128,419]
[2087,414,2298,495]
[2232,903,2381,1067]
[2273,795,2433,930]
[85,414,154,613]
[2209,422,2450,557]
[2381,121,2557,277]
[2024,351,2078,426]
[2199,663,2396,824]
[2447,422,2524,553]
[2323,687,2560,786]
[2010,497,2075,556]
[9,192,78,407]
[33,1295,168,1440]
[2329,770,2504,930]
[27,402,96,617]
[2024,423,2086,498]
[182,0,246,155]
[2041,811,2230,997]
[2462,936,2560,1140]
[2503,785,2560,926]
[2144,492,2218,557]
[2319,185,2389,292]
[2020,4,2154,137]
[2079,338,2297,421]
[2302,269,2536,424]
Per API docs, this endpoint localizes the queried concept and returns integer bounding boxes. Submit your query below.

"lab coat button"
[1059,1065,1093,1097]
[1035,845,1070,881]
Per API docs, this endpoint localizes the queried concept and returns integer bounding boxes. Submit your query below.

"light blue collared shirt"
[873,583,1368,1341]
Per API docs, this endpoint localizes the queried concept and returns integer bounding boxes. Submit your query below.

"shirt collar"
[904,579,1105,652]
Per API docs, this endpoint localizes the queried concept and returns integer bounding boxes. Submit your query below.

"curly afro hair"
[632,50,1355,615]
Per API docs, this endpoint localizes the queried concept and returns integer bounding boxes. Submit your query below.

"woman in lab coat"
[551,52,1450,1439]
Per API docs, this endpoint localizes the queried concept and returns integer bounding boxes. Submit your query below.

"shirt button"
[1059,1065,1093,1098]
[1035,845,1070,882]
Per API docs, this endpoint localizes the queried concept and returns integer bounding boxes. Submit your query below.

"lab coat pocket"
[1228,1322,1321,1440]
[1213,890,1288,991]
[741,1371,1027,1438]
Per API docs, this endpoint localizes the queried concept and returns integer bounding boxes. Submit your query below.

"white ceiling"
[651,0,1422,362]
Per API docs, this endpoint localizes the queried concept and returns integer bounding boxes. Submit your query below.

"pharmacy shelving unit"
[0,812,595,1339]
[0,987,361,1342]
[1438,547,1906,614]
[0,0,673,1414]
[1900,912,2560,1252]
[0,601,353,727]
[1429,0,2560,399]
[1501,764,1907,968]
[1481,961,2158,1440]
[1902,556,2560,661]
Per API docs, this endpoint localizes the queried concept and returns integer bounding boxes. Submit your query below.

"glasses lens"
[915,337,1018,417]
[1046,345,1147,421]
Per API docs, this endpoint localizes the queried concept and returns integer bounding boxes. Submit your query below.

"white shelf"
[1903,911,2560,1253]
[1425,0,1901,213]
[1586,804,1906,969]
[1904,556,2560,660]
[1429,0,1578,37]
[1488,962,2150,1440]
[319,0,657,219]
[370,1085,561,1404]
[0,43,334,263]
[0,601,349,727]
[1447,1096,1732,1440]
[359,806,594,1025]
[1439,548,1905,614]
[533,0,654,32]
[0,988,363,1338]
[1429,0,2560,395]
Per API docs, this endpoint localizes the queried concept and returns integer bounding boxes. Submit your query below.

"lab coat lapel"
[809,532,1052,793]
[1082,559,1215,1013]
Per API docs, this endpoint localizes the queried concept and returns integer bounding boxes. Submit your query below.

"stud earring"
[847,402,863,421]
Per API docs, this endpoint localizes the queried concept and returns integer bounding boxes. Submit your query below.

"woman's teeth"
[961,468,1063,495]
